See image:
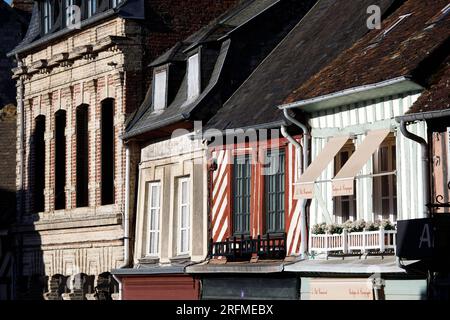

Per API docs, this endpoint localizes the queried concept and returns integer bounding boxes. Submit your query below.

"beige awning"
[332,129,391,196]
[295,135,350,199]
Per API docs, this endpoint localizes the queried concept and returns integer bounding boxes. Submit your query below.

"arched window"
[101,99,114,205]
[33,115,46,213]
[76,104,89,207]
[54,110,66,210]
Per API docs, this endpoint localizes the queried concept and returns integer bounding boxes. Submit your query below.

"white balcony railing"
[310,228,396,255]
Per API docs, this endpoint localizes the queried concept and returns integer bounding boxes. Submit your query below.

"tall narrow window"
[373,136,397,221]
[147,182,161,256]
[153,70,167,111]
[334,144,356,223]
[42,0,53,34]
[178,178,190,255]
[33,116,46,213]
[187,53,200,101]
[233,155,251,235]
[76,105,89,208]
[265,150,285,233]
[54,110,66,210]
[64,0,74,27]
[101,99,114,205]
[87,0,97,17]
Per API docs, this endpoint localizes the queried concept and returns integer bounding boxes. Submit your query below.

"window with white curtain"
[187,53,200,101]
[153,69,168,111]
[178,177,191,255]
[147,182,161,256]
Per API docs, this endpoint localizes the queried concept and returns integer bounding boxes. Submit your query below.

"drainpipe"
[399,120,430,218]
[281,109,310,258]
[16,54,25,219]
[112,145,131,300]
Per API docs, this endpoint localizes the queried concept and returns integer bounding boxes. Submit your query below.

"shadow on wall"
[10,106,119,300]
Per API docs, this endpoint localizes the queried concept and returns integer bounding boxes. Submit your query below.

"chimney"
[10,0,34,13]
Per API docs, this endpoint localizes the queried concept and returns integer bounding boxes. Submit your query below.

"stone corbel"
[12,65,28,80]
[71,45,96,60]
[48,52,70,68]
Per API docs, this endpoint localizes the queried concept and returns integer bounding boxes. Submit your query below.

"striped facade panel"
[308,91,425,227]
[211,149,231,243]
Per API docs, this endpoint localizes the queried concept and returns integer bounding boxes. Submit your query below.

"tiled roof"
[285,0,450,104]
[124,0,307,140]
[205,0,397,131]
[407,59,450,115]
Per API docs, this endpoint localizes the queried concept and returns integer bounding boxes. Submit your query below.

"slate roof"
[286,0,450,104]
[8,0,144,57]
[406,59,450,115]
[124,0,306,140]
[205,0,397,131]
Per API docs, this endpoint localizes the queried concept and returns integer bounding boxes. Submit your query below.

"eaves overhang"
[279,77,424,113]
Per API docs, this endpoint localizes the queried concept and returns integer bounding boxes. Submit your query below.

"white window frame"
[147,182,161,256]
[187,53,201,101]
[333,143,357,223]
[153,68,168,111]
[373,136,397,222]
[178,177,191,255]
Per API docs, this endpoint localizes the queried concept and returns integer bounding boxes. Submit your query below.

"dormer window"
[153,69,168,111]
[42,0,53,34]
[187,53,201,101]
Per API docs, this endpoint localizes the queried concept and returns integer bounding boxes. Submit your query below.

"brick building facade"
[9,0,240,300]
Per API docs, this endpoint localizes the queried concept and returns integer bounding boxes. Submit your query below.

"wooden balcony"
[310,228,396,257]
[209,233,287,261]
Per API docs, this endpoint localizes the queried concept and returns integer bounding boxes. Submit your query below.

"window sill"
[138,256,160,265]
[170,255,191,263]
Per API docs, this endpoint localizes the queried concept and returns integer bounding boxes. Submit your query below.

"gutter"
[16,54,25,219]
[278,76,423,112]
[281,109,309,258]
[396,109,450,123]
[198,120,286,141]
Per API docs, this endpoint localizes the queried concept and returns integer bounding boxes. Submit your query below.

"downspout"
[15,54,25,300]
[16,54,24,219]
[112,144,131,300]
[281,109,310,258]
[399,120,430,218]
